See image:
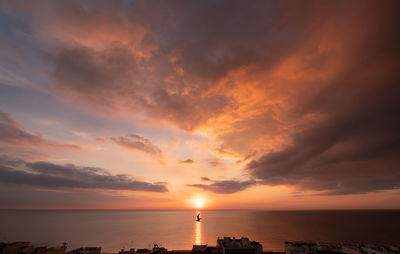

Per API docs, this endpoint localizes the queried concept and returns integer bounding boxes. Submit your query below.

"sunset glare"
[192,197,206,209]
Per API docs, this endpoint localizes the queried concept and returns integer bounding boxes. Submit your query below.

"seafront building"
[1,239,400,254]
[152,244,167,254]
[192,245,208,253]
[285,241,400,254]
[0,242,64,254]
[67,247,101,254]
[217,237,263,254]
[119,248,135,254]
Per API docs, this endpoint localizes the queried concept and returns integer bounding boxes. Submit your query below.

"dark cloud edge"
[0,157,168,193]
[186,178,258,194]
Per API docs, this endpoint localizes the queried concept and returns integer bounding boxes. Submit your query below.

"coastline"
[2,239,399,254]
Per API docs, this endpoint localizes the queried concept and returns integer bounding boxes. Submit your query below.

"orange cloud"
[179,159,195,164]
[2,0,400,199]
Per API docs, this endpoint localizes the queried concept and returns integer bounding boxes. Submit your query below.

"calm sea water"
[0,210,399,252]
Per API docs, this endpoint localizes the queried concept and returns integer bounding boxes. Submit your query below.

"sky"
[0,0,400,209]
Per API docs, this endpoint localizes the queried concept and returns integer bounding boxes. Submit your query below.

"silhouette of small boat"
[196,213,201,222]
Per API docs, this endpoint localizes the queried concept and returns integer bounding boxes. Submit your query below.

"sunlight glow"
[191,196,206,209]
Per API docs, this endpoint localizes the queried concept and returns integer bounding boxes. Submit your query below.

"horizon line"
[1,208,400,211]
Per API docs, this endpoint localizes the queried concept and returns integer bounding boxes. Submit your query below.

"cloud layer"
[0,157,168,192]
[187,178,257,194]
[247,66,400,195]
[1,0,400,198]
[0,111,80,150]
[111,134,162,157]
[244,1,400,195]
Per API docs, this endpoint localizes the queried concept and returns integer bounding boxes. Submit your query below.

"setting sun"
[191,196,206,209]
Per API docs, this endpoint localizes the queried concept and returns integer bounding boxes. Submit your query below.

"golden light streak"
[194,211,202,245]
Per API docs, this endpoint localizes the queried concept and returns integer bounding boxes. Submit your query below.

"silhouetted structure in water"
[196,213,201,222]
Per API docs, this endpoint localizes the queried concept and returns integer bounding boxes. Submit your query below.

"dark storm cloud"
[49,43,229,131]
[0,0,330,131]
[129,0,322,80]
[0,183,172,209]
[0,157,168,192]
[247,80,400,195]
[187,179,257,194]
[0,111,80,150]
[111,134,162,156]
[50,45,146,109]
[247,0,400,194]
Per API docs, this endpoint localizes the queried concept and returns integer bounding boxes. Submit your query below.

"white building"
[217,237,263,254]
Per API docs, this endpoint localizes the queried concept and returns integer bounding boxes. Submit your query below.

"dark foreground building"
[217,237,263,254]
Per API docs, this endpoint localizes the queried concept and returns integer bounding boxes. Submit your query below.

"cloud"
[247,77,400,195]
[48,43,229,131]
[2,0,400,197]
[0,183,171,209]
[0,111,80,150]
[187,179,257,194]
[208,159,223,167]
[179,159,194,164]
[0,157,168,192]
[111,134,162,157]
[246,14,400,195]
[0,0,317,131]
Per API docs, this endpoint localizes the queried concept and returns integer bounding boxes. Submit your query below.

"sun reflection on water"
[194,211,202,245]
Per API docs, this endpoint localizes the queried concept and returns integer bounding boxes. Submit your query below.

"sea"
[0,210,399,253]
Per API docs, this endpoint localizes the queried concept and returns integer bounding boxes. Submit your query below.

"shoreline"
[2,239,400,254]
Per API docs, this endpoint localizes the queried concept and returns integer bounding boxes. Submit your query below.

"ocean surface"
[0,210,399,252]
